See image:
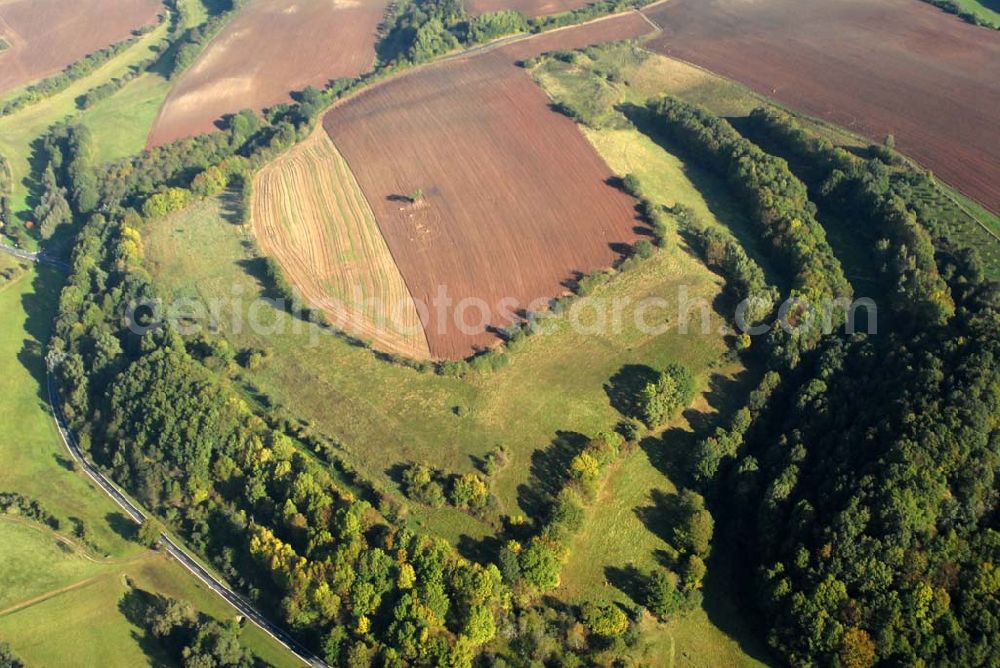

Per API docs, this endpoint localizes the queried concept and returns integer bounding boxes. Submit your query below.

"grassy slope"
[80,71,173,165]
[143,125,766,663]
[144,195,732,525]
[0,520,299,667]
[0,521,170,668]
[0,521,108,611]
[0,0,217,225]
[529,49,772,665]
[0,263,141,555]
[77,0,224,165]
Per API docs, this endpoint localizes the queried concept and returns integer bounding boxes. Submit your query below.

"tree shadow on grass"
[634,488,685,549]
[235,257,286,304]
[618,101,789,294]
[118,588,176,665]
[456,532,504,567]
[105,511,138,542]
[516,430,589,521]
[18,263,62,413]
[234,256,371,352]
[53,453,75,471]
[604,563,648,606]
[217,189,243,225]
[699,533,776,665]
[15,136,49,227]
[605,364,660,420]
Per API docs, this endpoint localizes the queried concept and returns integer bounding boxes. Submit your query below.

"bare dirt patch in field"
[0,0,161,95]
[252,129,431,359]
[148,0,388,146]
[643,0,1000,214]
[466,0,592,17]
[323,12,654,359]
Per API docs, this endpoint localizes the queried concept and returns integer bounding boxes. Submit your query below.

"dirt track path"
[0,574,104,618]
[0,516,142,565]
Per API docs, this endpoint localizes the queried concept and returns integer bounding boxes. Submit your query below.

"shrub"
[467,9,528,43]
[401,463,446,507]
[449,472,489,510]
[580,601,629,639]
[644,569,682,621]
[638,362,695,428]
[137,517,164,547]
[142,187,192,219]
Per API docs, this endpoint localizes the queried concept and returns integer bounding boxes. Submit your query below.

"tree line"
[920,0,999,29]
[676,204,779,332]
[376,0,659,67]
[649,96,854,367]
[0,28,154,117]
[0,154,14,245]
[650,97,851,307]
[745,106,956,327]
[529,0,659,32]
[165,0,250,79]
[0,492,60,530]
[677,106,1000,666]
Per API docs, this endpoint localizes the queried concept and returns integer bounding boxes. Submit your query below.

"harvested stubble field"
[0,0,161,96]
[148,0,388,146]
[253,129,431,359]
[465,0,592,17]
[643,0,1000,214]
[322,12,655,359]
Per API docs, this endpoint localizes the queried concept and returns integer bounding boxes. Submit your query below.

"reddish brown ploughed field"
[643,0,1000,214]
[465,0,592,17]
[148,0,388,146]
[0,0,161,96]
[324,13,654,359]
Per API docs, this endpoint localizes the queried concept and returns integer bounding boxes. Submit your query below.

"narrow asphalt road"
[0,243,70,271]
[46,373,328,668]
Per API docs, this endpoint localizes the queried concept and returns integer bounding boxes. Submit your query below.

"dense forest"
[665,102,1000,666]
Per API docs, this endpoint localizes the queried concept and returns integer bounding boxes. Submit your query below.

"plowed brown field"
[643,0,1000,214]
[466,0,591,17]
[148,0,388,146]
[323,12,654,359]
[0,0,161,96]
[253,129,431,359]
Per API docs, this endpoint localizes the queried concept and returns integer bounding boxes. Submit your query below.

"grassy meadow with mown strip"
[142,92,772,660]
